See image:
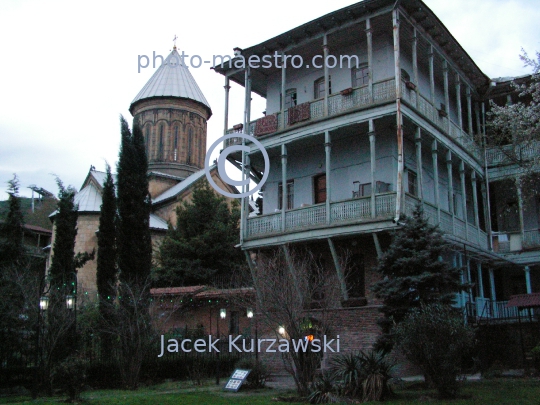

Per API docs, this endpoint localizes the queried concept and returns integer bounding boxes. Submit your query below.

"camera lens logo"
[205,134,270,199]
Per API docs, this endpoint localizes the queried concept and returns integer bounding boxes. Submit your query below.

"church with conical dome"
[47,47,237,299]
[130,46,212,182]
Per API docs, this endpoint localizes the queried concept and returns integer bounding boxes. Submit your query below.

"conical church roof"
[130,48,211,115]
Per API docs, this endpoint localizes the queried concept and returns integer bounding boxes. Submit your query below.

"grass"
[1,378,540,404]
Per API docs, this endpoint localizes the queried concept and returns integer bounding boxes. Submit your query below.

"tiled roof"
[150,285,254,300]
[507,293,540,308]
[130,49,211,113]
[150,285,207,296]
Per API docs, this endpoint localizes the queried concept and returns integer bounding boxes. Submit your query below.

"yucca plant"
[357,350,395,401]
[329,352,362,397]
[308,371,340,404]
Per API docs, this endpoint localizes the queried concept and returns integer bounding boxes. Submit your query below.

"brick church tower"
[129,46,212,181]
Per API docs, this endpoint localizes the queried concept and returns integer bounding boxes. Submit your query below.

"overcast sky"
[1,0,539,199]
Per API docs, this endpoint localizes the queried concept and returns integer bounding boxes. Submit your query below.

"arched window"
[159,124,164,160]
[145,125,151,158]
[174,126,179,161]
[187,127,193,165]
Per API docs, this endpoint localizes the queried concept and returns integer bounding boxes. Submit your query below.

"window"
[187,127,193,165]
[278,180,294,210]
[352,65,369,87]
[401,68,411,82]
[280,88,297,109]
[353,181,390,197]
[353,182,372,198]
[407,170,417,196]
[145,125,151,157]
[314,174,326,204]
[229,311,239,335]
[173,127,179,161]
[314,76,331,99]
[158,124,164,160]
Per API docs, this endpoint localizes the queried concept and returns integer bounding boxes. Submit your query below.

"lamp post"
[66,271,78,352]
[216,308,226,385]
[247,308,258,361]
[33,296,49,399]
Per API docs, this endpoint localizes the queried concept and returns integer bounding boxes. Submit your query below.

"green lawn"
[1,379,539,404]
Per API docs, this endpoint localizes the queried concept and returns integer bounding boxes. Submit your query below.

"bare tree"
[487,50,540,193]
[247,246,343,396]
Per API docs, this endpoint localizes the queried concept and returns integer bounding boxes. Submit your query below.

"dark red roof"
[150,285,254,299]
[507,293,540,308]
[150,285,206,296]
[23,224,52,234]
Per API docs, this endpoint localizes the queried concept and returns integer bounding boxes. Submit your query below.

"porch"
[246,193,489,251]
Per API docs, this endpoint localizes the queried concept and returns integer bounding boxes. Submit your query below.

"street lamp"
[216,308,226,385]
[247,308,258,361]
[65,295,76,310]
[39,296,49,311]
[278,326,286,336]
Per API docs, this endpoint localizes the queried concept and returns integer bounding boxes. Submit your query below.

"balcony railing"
[466,297,531,323]
[225,79,483,163]
[486,141,540,166]
[523,229,540,249]
[246,193,396,238]
[246,192,489,250]
[403,194,488,250]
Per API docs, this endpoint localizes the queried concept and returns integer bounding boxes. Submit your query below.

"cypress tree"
[0,174,25,268]
[116,116,152,289]
[48,179,79,293]
[371,204,462,351]
[97,165,117,305]
[155,181,243,287]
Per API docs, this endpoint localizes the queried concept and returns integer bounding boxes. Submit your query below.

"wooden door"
[314,174,326,204]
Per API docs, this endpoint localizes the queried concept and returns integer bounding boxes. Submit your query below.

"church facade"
[47,46,237,299]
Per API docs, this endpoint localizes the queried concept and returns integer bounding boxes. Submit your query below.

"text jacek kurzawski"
[158,335,340,357]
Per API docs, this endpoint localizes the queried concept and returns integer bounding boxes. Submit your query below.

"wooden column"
[412,27,419,108]
[471,171,480,243]
[223,76,230,137]
[443,60,450,132]
[415,127,424,201]
[516,176,525,241]
[475,102,481,136]
[328,238,348,301]
[281,144,287,231]
[460,161,468,239]
[489,268,496,300]
[477,262,485,299]
[281,51,286,129]
[393,9,401,101]
[393,9,404,222]
[369,120,376,218]
[481,181,492,250]
[429,45,435,105]
[447,150,454,232]
[366,18,373,102]
[456,74,462,133]
[325,130,332,224]
[323,34,329,116]
[466,87,473,136]
[525,266,532,294]
[281,245,302,301]
[432,140,441,223]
